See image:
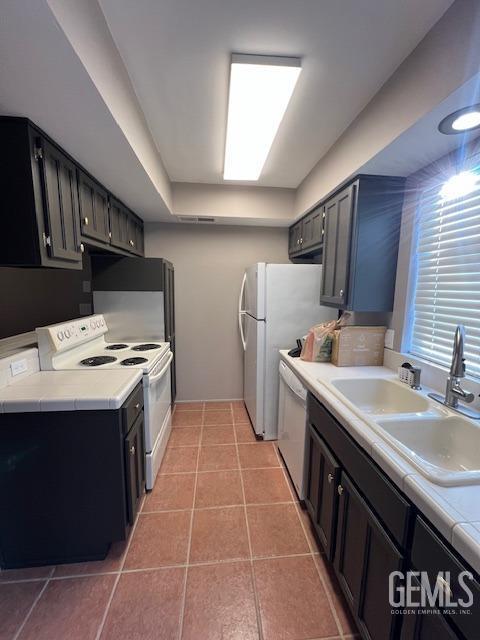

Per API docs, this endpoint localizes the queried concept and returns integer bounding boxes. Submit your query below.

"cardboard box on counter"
[331,326,386,367]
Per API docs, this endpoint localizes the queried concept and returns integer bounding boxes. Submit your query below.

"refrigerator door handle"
[238,273,247,351]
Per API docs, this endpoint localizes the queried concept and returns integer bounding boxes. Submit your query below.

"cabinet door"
[134,218,145,256]
[335,472,403,640]
[321,185,354,306]
[124,412,146,524]
[109,196,130,251]
[289,221,302,255]
[78,171,110,244]
[36,137,82,265]
[302,208,323,250]
[400,575,457,640]
[304,423,341,560]
[126,214,144,256]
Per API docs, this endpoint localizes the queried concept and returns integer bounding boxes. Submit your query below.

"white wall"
[145,223,288,400]
[173,182,295,226]
[295,0,480,217]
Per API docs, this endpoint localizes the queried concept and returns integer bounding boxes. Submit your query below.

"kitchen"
[1,0,480,639]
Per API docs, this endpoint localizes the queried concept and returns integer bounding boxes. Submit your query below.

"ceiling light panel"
[438,104,480,134]
[223,54,301,181]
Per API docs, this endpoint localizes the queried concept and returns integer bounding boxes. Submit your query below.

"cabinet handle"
[108,231,112,239]
[297,239,300,245]
[130,445,136,456]
[300,238,303,244]
[80,243,85,253]
[327,473,334,484]
[129,239,135,247]
[83,217,89,225]
[339,289,344,297]
[337,484,344,495]
[436,575,453,599]
[134,403,140,410]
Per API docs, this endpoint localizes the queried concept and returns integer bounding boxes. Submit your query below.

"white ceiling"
[99,0,453,188]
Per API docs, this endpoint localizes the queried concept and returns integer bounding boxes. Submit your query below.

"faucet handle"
[410,366,422,390]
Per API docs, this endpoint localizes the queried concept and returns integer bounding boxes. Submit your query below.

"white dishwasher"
[277,360,308,500]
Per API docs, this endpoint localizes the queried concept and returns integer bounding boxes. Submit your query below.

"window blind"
[410,175,480,379]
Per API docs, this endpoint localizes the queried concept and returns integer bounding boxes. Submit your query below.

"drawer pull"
[134,403,140,410]
[337,484,344,495]
[327,473,334,484]
[129,445,136,456]
[436,575,453,599]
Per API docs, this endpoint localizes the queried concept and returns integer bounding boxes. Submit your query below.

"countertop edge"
[279,350,480,575]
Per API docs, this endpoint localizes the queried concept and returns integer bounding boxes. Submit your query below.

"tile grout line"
[94,493,147,640]
[291,497,345,639]
[274,441,346,640]
[142,499,296,515]
[233,404,265,640]
[12,566,55,640]
[176,400,205,640]
[159,465,284,477]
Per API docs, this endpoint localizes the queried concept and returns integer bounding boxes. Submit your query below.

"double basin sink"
[327,377,480,487]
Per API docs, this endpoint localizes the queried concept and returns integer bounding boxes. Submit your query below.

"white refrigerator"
[238,263,337,440]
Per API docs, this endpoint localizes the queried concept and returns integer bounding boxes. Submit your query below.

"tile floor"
[0,400,358,640]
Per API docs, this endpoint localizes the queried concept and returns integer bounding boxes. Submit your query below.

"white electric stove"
[36,314,173,489]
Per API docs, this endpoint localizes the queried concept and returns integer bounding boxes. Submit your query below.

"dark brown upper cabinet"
[0,117,83,269]
[109,196,144,257]
[78,170,110,246]
[289,205,324,258]
[0,116,145,269]
[320,175,405,311]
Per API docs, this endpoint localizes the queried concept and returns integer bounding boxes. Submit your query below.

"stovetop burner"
[105,343,129,350]
[132,343,162,351]
[80,356,118,367]
[120,357,148,366]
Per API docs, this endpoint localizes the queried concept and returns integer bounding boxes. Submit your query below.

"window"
[409,169,480,378]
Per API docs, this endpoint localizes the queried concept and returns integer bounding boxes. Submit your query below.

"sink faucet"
[428,325,480,419]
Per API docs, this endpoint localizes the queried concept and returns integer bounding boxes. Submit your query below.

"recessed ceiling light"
[439,171,478,201]
[438,104,480,134]
[223,54,302,181]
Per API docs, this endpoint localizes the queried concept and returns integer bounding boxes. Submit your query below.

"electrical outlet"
[384,329,394,350]
[10,358,28,377]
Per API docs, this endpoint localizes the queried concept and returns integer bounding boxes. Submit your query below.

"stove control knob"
[100,318,105,326]
[56,331,64,342]
[90,320,96,329]
[64,329,71,339]
[96,320,101,328]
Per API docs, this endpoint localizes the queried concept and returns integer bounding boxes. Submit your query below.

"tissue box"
[331,326,386,367]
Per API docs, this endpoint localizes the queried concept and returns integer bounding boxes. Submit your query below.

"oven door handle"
[147,351,173,384]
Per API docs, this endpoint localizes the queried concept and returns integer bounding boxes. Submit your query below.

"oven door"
[143,350,173,453]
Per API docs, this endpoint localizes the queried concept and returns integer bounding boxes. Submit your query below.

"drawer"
[122,383,144,434]
[411,516,480,639]
[307,393,411,550]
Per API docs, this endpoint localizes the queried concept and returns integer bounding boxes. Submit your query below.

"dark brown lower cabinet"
[304,423,340,560]
[305,393,479,640]
[124,411,146,525]
[335,472,403,640]
[400,575,458,640]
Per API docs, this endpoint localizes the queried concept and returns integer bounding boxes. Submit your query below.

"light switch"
[384,329,394,349]
[10,358,28,377]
